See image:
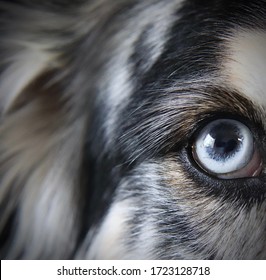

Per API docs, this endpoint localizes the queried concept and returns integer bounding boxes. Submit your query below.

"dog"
[1,0,266,259]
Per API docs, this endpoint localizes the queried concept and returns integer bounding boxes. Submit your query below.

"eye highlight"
[192,119,263,179]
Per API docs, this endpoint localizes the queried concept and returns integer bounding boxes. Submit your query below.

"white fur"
[85,200,132,259]
[222,30,266,111]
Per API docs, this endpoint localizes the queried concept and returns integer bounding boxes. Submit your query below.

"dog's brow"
[167,86,263,137]
[120,86,263,163]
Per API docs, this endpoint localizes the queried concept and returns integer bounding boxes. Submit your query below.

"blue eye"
[192,119,262,179]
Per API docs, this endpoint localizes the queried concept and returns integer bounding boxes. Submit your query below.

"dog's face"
[1,0,266,259]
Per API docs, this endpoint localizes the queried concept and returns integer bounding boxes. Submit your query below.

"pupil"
[206,123,241,160]
[215,138,238,154]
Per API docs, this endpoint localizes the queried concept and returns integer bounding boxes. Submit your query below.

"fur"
[1,0,266,259]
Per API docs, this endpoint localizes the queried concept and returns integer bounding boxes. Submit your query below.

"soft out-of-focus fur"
[1,0,266,259]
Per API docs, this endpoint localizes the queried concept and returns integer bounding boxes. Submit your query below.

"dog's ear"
[0,22,86,258]
[0,63,70,180]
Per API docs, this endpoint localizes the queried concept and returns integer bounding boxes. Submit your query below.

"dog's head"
[1,0,266,259]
